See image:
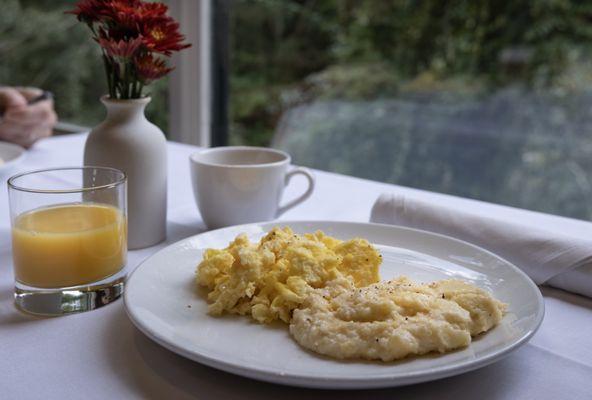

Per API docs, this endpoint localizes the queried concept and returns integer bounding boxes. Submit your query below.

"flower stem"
[102,54,115,98]
[120,61,129,100]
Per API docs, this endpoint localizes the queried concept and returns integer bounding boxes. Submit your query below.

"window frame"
[168,0,227,147]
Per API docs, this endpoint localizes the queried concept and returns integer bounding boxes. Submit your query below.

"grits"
[290,276,506,361]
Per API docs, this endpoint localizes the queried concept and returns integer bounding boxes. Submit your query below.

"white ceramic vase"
[84,95,167,249]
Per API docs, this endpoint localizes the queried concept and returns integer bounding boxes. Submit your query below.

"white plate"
[124,221,544,389]
[0,141,25,171]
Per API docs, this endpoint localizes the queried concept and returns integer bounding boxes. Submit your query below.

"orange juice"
[12,203,126,288]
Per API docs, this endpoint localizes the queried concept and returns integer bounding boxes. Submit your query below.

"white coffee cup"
[189,146,315,229]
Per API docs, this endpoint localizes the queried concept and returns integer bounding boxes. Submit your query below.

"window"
[225,0,592,221]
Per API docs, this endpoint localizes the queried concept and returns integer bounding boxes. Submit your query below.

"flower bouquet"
[67,0,190,99]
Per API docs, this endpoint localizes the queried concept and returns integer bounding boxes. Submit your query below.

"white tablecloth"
[1,134,591,400]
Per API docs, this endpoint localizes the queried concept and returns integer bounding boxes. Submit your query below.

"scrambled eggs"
[290,276,506,361]
[195,227,381,323]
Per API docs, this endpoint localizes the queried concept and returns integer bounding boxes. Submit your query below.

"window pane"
[228,0,592,221]
[0,0,168,131]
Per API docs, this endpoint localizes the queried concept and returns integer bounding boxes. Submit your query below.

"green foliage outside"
[230,0,592,220]
[230,0,592,145]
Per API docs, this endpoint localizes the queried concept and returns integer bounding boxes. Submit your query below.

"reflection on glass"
[229,1,592,220]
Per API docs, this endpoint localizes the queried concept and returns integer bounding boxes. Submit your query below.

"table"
[1,134,591,399]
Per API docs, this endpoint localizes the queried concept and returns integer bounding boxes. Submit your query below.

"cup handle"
[276,167,315,216]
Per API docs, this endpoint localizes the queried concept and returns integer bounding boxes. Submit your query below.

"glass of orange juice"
[7,167,127,316]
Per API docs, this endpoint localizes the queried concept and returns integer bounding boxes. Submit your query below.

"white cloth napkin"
[370,193,592,298]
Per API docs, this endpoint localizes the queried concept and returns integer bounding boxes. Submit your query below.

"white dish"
[124,221,544,389]
[0,141,25,171]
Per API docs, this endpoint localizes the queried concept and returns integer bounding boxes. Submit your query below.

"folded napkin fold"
[371,193,592,298]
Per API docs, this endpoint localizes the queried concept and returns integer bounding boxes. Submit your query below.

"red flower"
[65,0,108,23]
[99,36,144,59]
[109,1,168,27]
[66,0,140,24]
[137,2,168,18]
[135,54,173,82]
[141,16,191,56]
[102,1,144,37]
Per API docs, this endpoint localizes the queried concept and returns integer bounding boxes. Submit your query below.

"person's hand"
[0,87,57,148]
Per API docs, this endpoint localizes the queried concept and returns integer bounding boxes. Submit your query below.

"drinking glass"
[7,167,127,316]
